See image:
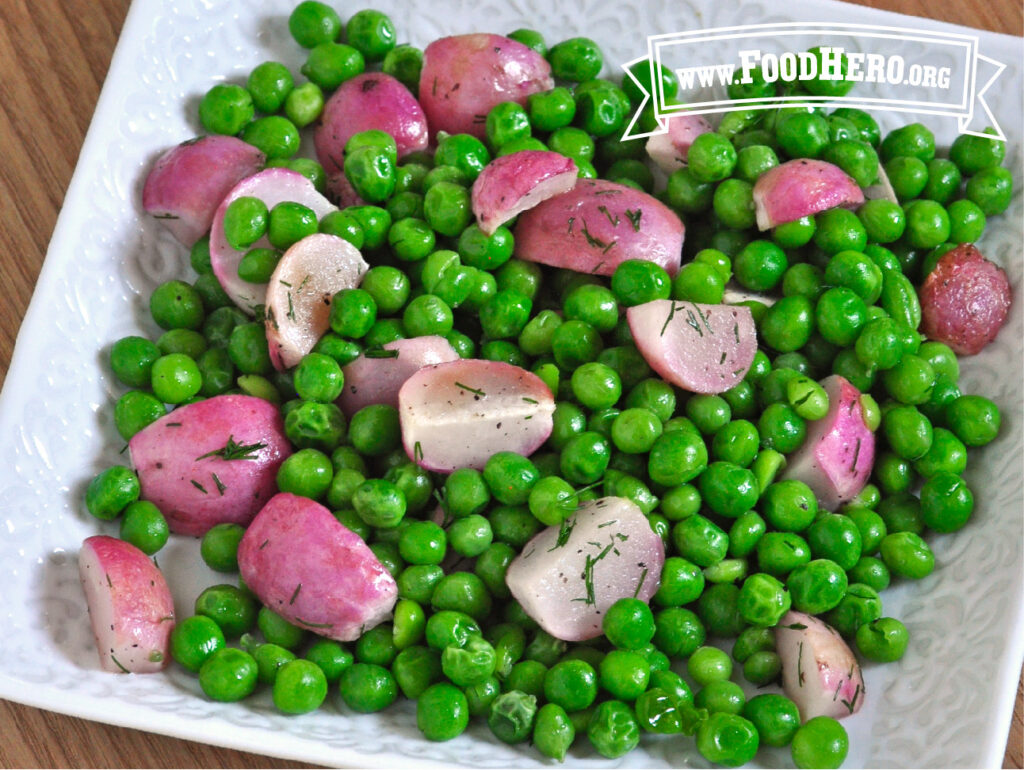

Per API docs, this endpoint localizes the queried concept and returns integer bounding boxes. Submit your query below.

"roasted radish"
[263,233,369,370]
[753,159,864,230]
[418,33,553,139]
[505,496,664,641]
[338,335,460,416]
[626,299,757,394]
[142,135,265,246]
[209,168,337,314]
[79,535,175,673]
[398,358,555,472]
[781,375,874,510]
[471,150,578,234]
[237,493,397,641]
[776,610,865,720]
[128,395,292,536]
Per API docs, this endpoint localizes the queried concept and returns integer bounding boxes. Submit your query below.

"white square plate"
[0,0,1020,766]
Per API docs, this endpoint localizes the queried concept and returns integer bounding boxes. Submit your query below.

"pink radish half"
[752,159,864,230]
[626,299,757,394]
[129,394,292,536]
[264,233,369,370]
[418,33,553,140]
[314,72,429,174]
[776,610,865,720]
[209,168,337,315]
[79,535,175,673]
[513,178,684,277]
[398,358,555,472]
[142,135,265,246]
[505,496,664,642]
[237,493,397,642]
[471,150,578,234]
[338,335,460,416]
[781,374,874,510]
[645,114,714,174]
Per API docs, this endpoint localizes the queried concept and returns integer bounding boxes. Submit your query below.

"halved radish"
[338,335,460,416]
[776,610,865,720]
[129,394,292,536]
[237,493,397,642]
[752,159,864,230]
[471,150,578,235]
[79,535,175,673]
[513,178,684,277]
[505,496,664,642]
[418,33,553,139]
[398,359,555,472]
[626,299,757,394]
[142,135,265,246]
[209,168,337,315]
[645,114,714,174]
[919,243,1012,356]
[781,374,874,510]
[314,72,429,174]
[264,233,369,370]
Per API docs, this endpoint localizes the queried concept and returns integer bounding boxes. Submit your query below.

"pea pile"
[85,2,1014,767]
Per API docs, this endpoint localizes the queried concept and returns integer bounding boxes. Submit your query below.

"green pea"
[696,712,759,767]
[199,647,258,702]
[85,466,140,521]
[824,583,882,637]
[587,699,640,758]
[791,716,849,769]
[880,122,935,162]
[734,240,787,292]
[170,615,225,673]
[946,394,1001,447]
[855,617,909,662]
[194,584,257,638]
[198,83,254,136]
[949,128,1006,175]
[786,558,848,613]
[758,294,814,353]
[688,132,737,182]
[338,662,398,713]
[737,572,791,627]
[880,531,934,579]
[885,156,928,200]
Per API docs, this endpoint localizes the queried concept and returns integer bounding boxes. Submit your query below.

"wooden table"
[0,0,1020,766]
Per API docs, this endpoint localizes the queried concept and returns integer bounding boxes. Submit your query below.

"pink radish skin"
[513,179,684,277]
[263,233,369,370]
[626,299,757,394]
[753,159,864,230]
[782,375,875,510]
[338,335,460,416]
[471,150,578,235]
[237,493,397,641]
[79,536,175,673]
[142,135,265,246]
[398,359,555,472]
[505,497,664,642]
[128,395,292,536]
[645,114,714,174]
[418,34,553,140]
[776,610,865,720]
[314,73,429,174]
[209,168,337,315]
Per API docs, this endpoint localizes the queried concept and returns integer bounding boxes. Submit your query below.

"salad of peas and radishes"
[79,1,1013,767]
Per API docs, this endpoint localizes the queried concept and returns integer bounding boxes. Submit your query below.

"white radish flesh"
[626,299,757,394]
[264,233,369,370]
[209,168,337,315]
[513,178,684,277]
[505,497,664,642]
[776,610,865,720]
[79,535,175,673]
[398,359,554,472]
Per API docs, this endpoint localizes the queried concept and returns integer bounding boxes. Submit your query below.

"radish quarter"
[505,497,665,641]
[128,394,292,536]
[471,150,578,235]
[398,358,554,472]
[79,535,175,673]
[237,493,397,641]
[142,135,265,246]
[753,159,864,230]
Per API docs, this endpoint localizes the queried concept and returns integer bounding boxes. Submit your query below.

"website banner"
[623,22,1006,141]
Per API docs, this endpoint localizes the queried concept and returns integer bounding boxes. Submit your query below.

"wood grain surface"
[0,0,1020,766]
